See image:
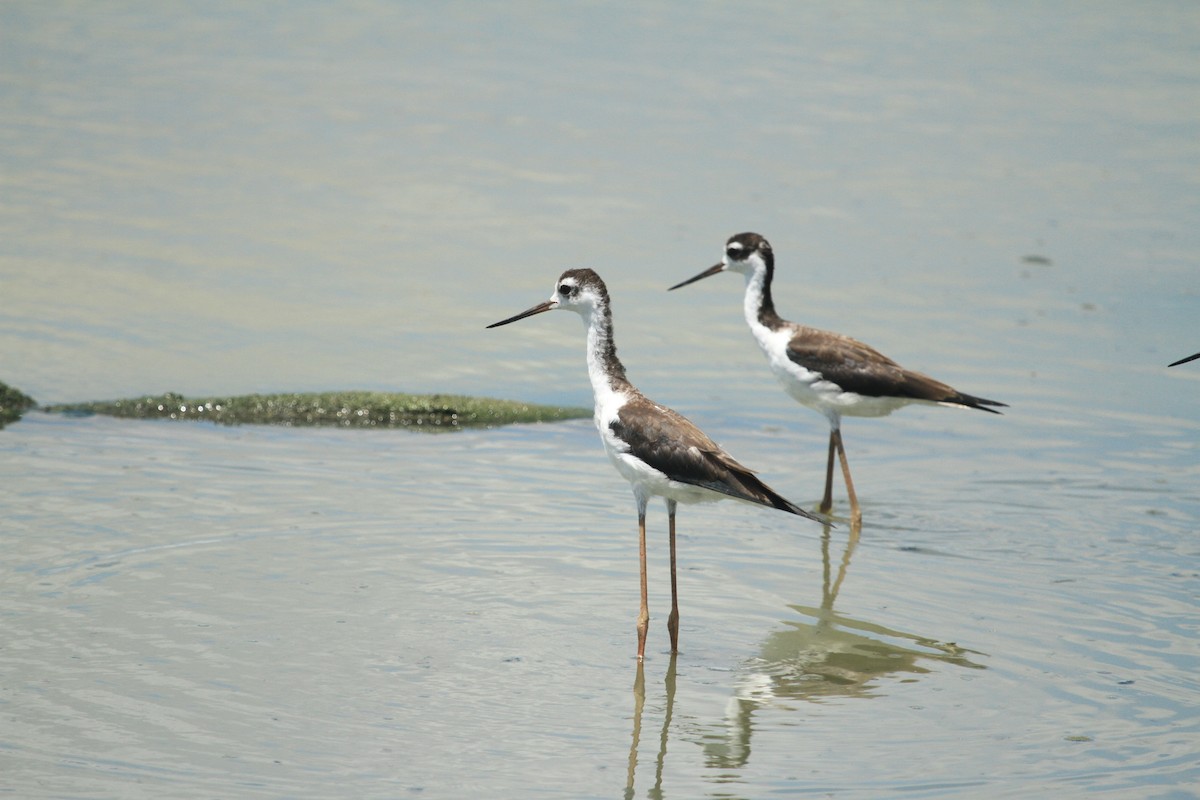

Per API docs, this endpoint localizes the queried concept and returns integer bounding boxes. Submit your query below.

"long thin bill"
[667,262,725,291]
[1168,352,1200,367]
[486,300,556,328]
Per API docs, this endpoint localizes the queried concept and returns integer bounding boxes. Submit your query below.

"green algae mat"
[5,383,588,430]
[0,382,37,427]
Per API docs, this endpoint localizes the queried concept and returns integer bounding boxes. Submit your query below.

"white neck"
[579,303,630,413]
[742,264,770,332]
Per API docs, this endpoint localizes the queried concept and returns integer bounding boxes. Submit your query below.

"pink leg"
[666,500,679,653]
[636,503,650,660]
[819,429,837,514]
[832,429,861,526]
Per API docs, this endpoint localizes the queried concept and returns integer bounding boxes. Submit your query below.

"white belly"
[608,447,720,505]
[755,325,916,423]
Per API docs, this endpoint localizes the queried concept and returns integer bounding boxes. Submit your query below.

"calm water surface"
[2,3,1198,798]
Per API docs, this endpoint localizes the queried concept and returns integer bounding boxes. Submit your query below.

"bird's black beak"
[486,300,557,329]
[668,262,725,291]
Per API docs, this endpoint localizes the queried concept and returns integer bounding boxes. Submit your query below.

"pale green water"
[2,3,1198,798]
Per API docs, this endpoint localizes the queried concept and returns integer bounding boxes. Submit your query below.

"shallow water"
[2,3,1199,798]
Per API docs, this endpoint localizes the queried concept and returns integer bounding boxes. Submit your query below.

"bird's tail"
[947,392,1007,414]
[721,469,829,525]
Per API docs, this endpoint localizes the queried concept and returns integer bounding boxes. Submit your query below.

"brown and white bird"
[670,232,1006,525]
[488,268,823,660]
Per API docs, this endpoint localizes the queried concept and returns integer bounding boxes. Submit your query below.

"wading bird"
[488,268,823,659]
[670,233,1006,525]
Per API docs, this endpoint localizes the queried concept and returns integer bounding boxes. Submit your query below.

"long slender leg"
[666,499,680,653]
[636,495,650,660]
[819,428,837,514]
[832,429,861,525]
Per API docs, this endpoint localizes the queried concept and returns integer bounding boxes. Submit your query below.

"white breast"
[750,322,843,417]
[593,390,722,505]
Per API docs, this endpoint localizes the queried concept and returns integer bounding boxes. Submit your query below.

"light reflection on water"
[2,2,1199,798]
[3,402,1198,797]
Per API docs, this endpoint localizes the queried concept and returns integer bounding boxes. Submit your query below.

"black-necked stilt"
[669,232,1006,526]
[488,268,823,660]
[1169,353,1199,367]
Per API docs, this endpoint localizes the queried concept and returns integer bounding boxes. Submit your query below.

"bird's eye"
[726,247,742,259]
[558,283,572,296]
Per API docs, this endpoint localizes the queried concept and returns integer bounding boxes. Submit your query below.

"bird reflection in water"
[624,655,676,800]
[703,525,986,770]
[622,524,986,794]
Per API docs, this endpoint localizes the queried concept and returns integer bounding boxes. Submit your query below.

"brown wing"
[786,328,1006,412]
[611,395,821,519]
